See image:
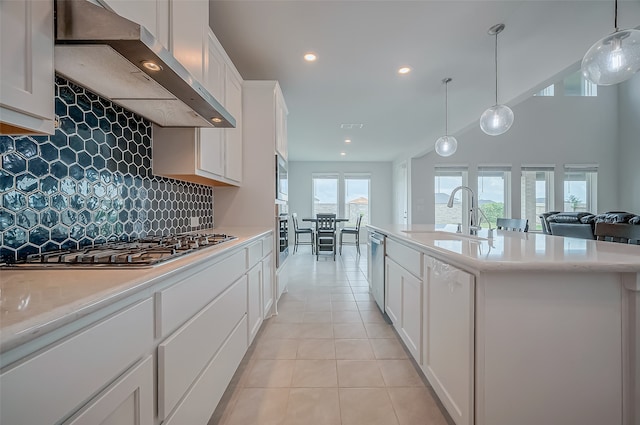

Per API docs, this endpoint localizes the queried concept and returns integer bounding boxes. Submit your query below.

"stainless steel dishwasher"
[369,231,389,322]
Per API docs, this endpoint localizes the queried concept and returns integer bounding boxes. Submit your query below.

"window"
[434,167,468,226]
[564,70,597,97]
[534,84,555,97]
[312,174,338,216]
[564,166,598,213]
[344,175,370,227]
[521,166,554,231]
[477,166,511,228]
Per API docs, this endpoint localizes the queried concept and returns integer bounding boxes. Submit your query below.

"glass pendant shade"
[582,28,640,85]
[479,104,514,136]
[480,23,514,137]
[435,135,458,157]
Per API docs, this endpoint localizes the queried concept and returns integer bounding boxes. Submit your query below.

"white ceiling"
[209,0,640,162]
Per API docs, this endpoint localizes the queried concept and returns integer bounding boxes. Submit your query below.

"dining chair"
[595,223,640,244]
[315,213,337,260]
[339,214,363,255]
[291,213,314,254]
[496,218,529,232]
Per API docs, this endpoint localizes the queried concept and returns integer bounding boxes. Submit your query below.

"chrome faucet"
[447,186,478,230]
[447,186,494,237]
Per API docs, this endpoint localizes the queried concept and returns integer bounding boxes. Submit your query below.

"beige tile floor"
[210,245,452,425]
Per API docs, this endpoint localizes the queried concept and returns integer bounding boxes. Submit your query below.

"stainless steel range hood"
[54,0,235,128]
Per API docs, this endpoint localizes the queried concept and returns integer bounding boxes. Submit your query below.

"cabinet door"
[423,257,474,425]
[224,68,243,182]
[385,258,403,325]
[400,271,422,362]
[247,263,263,345]
[204,28,225,104]
[0,0,55,134]
[262,252,274,318]
[199,128,225,176]
[275,93,288,160]
[63,356,153,425]
[169,0,207,83]
[103,0,160,42]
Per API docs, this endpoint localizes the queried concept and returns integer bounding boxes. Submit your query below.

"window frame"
[434,166,469,227]
[520,166,555,232]
[477,165,512,228]
[563,165,598,213]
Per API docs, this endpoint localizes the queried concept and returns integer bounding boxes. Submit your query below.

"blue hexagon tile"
[0,76,213,263]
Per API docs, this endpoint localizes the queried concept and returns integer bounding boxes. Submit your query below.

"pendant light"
[435,78,458,157]
[582,0,640,85]
[479,23,514,136]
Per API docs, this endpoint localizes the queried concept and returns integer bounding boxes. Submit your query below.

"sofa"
[540,211,640,242]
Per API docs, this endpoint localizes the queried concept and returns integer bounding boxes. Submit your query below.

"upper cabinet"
[153,28,243,186]
[0,0,55,135]
[275,88,288,160]
[169,0,207,84]
[101,0,170,49]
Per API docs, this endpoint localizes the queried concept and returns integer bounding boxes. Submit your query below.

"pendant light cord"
[614,0,618,31]
[494,31,499,105]
[445,80,449,135]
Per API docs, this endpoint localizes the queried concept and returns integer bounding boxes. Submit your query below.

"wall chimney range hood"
[54,0,235,128]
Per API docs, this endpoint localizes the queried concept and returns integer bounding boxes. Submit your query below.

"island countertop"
[0,226,272,353]
[367,224,640,273]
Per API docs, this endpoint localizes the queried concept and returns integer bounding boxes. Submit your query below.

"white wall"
[410,82,620,224]
[288,161,393,227]
[617,72,640,213]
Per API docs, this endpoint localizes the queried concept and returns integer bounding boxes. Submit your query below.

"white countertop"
[0,226,272,353]
[367,224,640,273]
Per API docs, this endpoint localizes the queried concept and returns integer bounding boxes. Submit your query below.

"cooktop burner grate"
[3,233,237,268]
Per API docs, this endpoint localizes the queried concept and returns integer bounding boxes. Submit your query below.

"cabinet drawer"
[163,316,248,425]
[156,249,246,337]
[247,240,263,268]
[0,299,153,425]
[386,238,423,278]
[63,355,153,425]
[158,276,247,420]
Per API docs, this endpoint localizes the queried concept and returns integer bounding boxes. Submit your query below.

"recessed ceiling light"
[345,139,352,144]
[211,117,222,123]
[398,67,411,75]
[141,60,163,72]
[304,53,317,62]
[340,152,346,156]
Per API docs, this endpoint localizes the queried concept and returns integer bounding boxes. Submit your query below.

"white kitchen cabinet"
[153,29,243,186]
[262,252,275,318]
[385,258,403,325]
[423,256,474,425]
[63,355,153,425]
[385,256,423,361]
[247,262,263,345]
[275,91,288,160]
[169,0,207,83]
[0,298,154,425]
[100,0,170,49]
[158,275,247,420]
[0,0,55,135]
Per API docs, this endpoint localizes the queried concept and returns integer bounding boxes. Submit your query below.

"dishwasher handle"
[369,233,384,245]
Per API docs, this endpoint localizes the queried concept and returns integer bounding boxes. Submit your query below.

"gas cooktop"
[2,233,237,269]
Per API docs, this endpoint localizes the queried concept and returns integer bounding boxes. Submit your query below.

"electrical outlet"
[190,216,199,227]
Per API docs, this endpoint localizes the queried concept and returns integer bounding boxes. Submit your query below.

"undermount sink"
[400,230,488,241]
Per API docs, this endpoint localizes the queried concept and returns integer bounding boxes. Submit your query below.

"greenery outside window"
[434,167,468,226]
[477,166,511,228]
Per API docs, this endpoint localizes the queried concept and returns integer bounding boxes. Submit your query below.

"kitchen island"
[0,226,275,425]
[367,224,640,425]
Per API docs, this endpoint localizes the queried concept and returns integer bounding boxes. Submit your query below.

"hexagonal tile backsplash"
[0,76,213,262]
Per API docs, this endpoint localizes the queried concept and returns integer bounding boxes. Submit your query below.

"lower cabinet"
[63,356,154,425]
[385,257,422,361]
[247,262,263,345]
[262,252,275,318]
[0,299,154,425]
[423,256,474,425]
